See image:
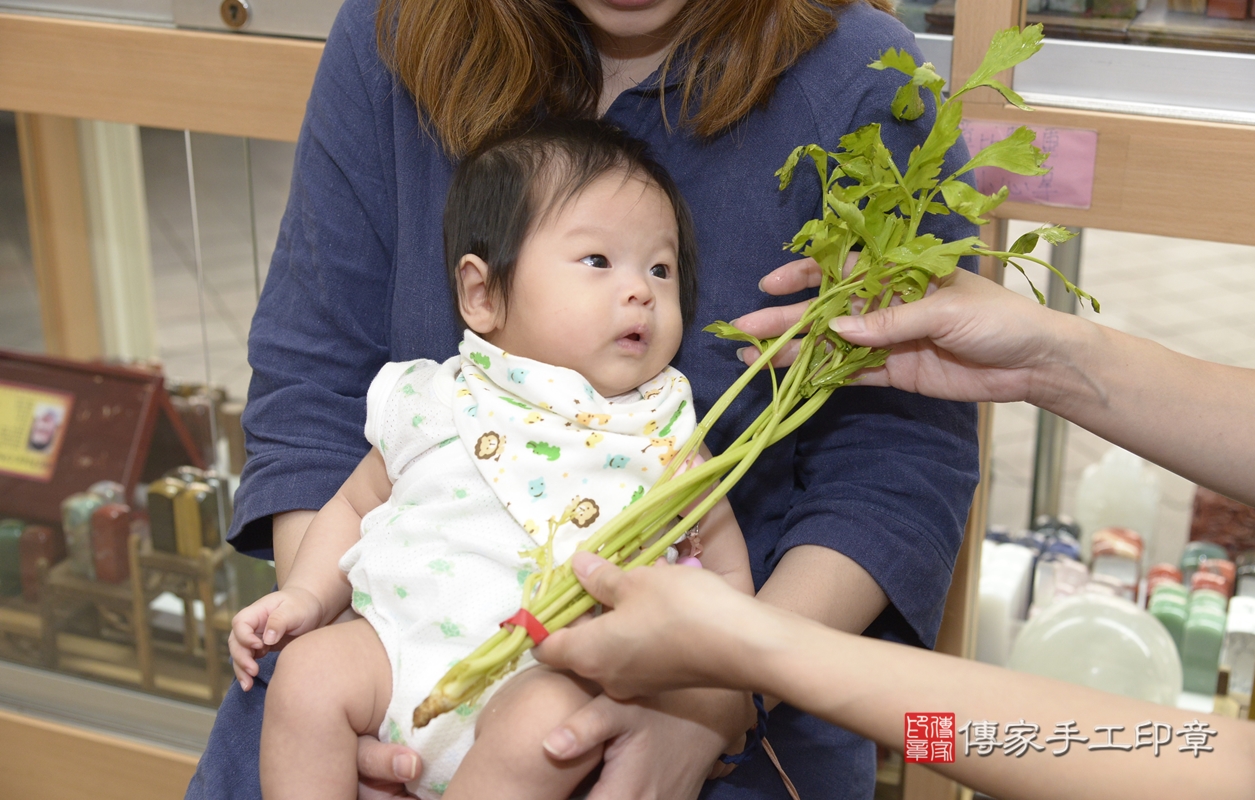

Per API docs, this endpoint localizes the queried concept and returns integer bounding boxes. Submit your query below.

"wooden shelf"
[927,0,1255,52]
[0,708,198,800]
[1130,3,1255,50]
[0,13,322,141]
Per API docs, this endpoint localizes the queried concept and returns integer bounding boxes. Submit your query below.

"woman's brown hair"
[376,0,894,156]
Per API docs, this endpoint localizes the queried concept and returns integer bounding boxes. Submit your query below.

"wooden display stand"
[0,349,229,700]
[128,534,233,704]
[27,533,232,704]
[0,349,204,524]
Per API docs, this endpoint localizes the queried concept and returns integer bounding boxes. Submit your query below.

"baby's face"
[487,171,684,397]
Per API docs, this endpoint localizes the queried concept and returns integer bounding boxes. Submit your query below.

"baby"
[228,119,753,800]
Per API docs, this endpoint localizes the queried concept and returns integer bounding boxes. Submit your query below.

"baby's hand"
[228,587,324,691]
[673,447,711,518]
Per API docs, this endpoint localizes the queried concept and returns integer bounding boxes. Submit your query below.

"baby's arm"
[678,447,753,596]
[689,495,754,596]
[229,448,392,688]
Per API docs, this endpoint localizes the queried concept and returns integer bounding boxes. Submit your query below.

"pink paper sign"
[959,121,1098,210]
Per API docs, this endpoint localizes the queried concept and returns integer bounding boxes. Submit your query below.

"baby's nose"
[623,270,654,304]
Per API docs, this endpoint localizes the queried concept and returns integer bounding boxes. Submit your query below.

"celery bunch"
[412,23,1095,730]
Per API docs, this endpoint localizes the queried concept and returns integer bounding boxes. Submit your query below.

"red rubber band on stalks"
[500,608,549,644]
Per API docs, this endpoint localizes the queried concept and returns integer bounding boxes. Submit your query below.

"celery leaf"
[956,25,1044,101]
[939,180,1009,225]
[703,321,764,351]
[957,126,1049,176]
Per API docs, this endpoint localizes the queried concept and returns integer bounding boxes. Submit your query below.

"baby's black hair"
[444,118,699,329]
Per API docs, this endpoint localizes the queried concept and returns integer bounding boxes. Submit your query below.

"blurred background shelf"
[927,0,1255,52]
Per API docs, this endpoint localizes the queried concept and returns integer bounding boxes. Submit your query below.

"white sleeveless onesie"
[340,333,694,798]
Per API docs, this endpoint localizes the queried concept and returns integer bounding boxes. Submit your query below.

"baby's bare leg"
[443,666,602,800]
[261,618,392,800]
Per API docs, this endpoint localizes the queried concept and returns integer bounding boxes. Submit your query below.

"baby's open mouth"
[617,327,650,351]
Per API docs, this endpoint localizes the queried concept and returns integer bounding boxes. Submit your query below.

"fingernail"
[393,754,418,781]
[830,316,864,335]
[543,728,576,759]
[262,630,278,646]
[757,277,766,292]
[735,347,746,363]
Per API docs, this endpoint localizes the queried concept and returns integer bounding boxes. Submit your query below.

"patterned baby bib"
[451,330,696,564]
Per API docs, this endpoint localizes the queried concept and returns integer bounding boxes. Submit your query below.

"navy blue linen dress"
[189,1,981,797]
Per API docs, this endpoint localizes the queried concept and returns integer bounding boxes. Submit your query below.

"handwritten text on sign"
[959,121,1098,210]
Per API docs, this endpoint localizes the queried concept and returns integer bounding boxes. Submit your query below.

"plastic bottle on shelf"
[1198,559,1236,597]
[1074,446,1159,563]
[1149,582,1188,653]
[1221,596,1255,704]
[1090,527,1144,602]
[1190,587,1228,614]
[1182,603,1226,694]
[1031,553,1089,614]
[1181,540,1230,588]
[977,539,1036,666]
[1213,668,1241,717]
[1145,563,1184,606]
[1237,551,1255,598]
[1191,570,1231,598]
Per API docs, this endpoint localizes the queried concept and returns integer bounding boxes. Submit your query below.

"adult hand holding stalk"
[536,554,1255,800]
[746,263,1255,507]
[736,266,1065,404]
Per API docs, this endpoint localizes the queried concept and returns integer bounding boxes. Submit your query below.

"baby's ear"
[457,254,503,334]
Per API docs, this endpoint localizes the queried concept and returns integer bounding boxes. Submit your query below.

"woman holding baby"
[188,1,980,798]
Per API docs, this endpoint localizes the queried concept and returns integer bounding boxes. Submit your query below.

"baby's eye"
[581,255,609,269]
[650,264,670,279]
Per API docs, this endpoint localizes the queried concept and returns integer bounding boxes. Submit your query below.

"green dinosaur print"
[517,568,535,587]
[387,718,406,744]
[352,590,372,610]
[401,384,416,396]
[469,352,491,370]
[629,485,646,504]
[454,488,468,500]
[440,619,463,638]
[658,400,687,437]
[411,414,424,427]
[439,436,459,448]
[403,363,417,375]
[428,559,453,576]
[499,396,531,409]
[454,702,480,718]
[394,585,408,599]
[526,441,561,461]
[431,783,448,795]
